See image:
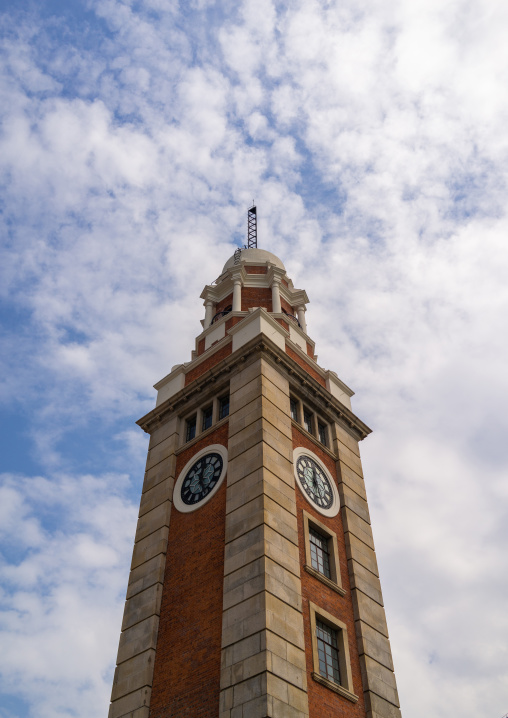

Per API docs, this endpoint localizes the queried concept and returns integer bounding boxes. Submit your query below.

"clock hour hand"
[195,460,217,490]
[190,465,203,493]
[312,468,324,496]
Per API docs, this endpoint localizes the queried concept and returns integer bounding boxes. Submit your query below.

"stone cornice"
[284,287,309,307]
[200,263,309,308]
[137,334,371,441]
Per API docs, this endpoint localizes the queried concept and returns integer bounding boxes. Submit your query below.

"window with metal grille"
[318,422,327,446]
[304,408,313,434]
[290,397,299,422]
[316,619,341,685]
[218,395,229,420]
[202,405,213,431]
[309,527,331,578]
[186,415,196,442]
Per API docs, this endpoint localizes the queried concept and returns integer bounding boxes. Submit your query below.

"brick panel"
[149,423,229,718]
[225,315,244,331]
[241,286,272,312]
[285,344,326,388]
[281,297,295,316]
[245,266,268,274]
[184,341,232,385]
[276,318,290,332]
[215,293,234,314]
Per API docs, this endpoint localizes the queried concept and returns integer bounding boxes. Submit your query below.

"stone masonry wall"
[332,423,401,718]
[292,427,367,718]
[219,357,310,718]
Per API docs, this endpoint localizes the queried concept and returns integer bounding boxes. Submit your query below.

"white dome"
[222,248,285,273]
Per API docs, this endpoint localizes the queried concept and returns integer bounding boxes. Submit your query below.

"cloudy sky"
[1,0,508,716]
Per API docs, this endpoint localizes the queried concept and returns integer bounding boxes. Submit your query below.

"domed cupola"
[197,207,311,360]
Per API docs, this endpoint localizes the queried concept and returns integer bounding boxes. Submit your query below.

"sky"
[0,0,507,716]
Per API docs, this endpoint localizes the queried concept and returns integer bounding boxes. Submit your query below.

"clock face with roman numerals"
[173,444,228,514]
[293,447,339,517]
[296,455,334,510]
[181,452,224,505]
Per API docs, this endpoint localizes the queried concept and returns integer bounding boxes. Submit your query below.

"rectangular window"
[303,511,344,595]
[202,405,213,431]
[318,422,327,446]
[308,601,358,703]
[304,408,313,434]
[218,395,229,420]
[290,397,299,422]
[316,619,341,685]
[186,415,196,442]
[309,527,331,578]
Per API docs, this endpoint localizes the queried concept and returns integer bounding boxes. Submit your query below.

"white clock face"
[173,444,228,513]
[293,447,339,517]
[296,455,334,509]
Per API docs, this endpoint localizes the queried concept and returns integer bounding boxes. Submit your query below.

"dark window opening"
[318,422,327,446]
[316,619,341,685]
[186,415,197,442]
[290,397,299,422]
[202,405,213,431]
[211,305,232,324]
[219,395,230,420]
[304,408,313,434]
[309,527,331,578]
[281,307,301,328]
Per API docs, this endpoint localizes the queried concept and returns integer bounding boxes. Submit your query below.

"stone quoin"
[109,245,401,718]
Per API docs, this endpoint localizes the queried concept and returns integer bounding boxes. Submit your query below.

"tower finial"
[247,204,257,249]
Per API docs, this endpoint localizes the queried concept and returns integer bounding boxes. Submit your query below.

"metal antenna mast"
[247,204,257,248]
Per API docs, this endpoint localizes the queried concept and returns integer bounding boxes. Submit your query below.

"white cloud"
[1,0,508,716]
[0,472,136,718]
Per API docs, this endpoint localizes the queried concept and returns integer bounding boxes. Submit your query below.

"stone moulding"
[311,672,359,703]
[304,565,347,596]
[137,333,372,442]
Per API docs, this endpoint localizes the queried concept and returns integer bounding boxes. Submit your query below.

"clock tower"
[109,240,401,718]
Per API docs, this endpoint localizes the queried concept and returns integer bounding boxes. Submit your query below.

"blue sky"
[1,0,508,716]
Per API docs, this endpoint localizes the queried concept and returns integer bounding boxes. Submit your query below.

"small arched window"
[211,305,232,324]
[281,307,301,329]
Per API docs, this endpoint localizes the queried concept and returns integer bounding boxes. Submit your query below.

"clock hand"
[313,469,324,496]
[191,465,203,493]
[202,464,214,486]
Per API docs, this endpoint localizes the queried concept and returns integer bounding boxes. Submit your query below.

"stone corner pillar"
[204,299,214,329]
[296,306,307,334]
[331,421,402,718]
[271,278,282,314]
[219,355,309,718]
[232,278,242,312]
[108,415,179,718]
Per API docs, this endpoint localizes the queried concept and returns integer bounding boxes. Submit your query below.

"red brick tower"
[109,245,401,718]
